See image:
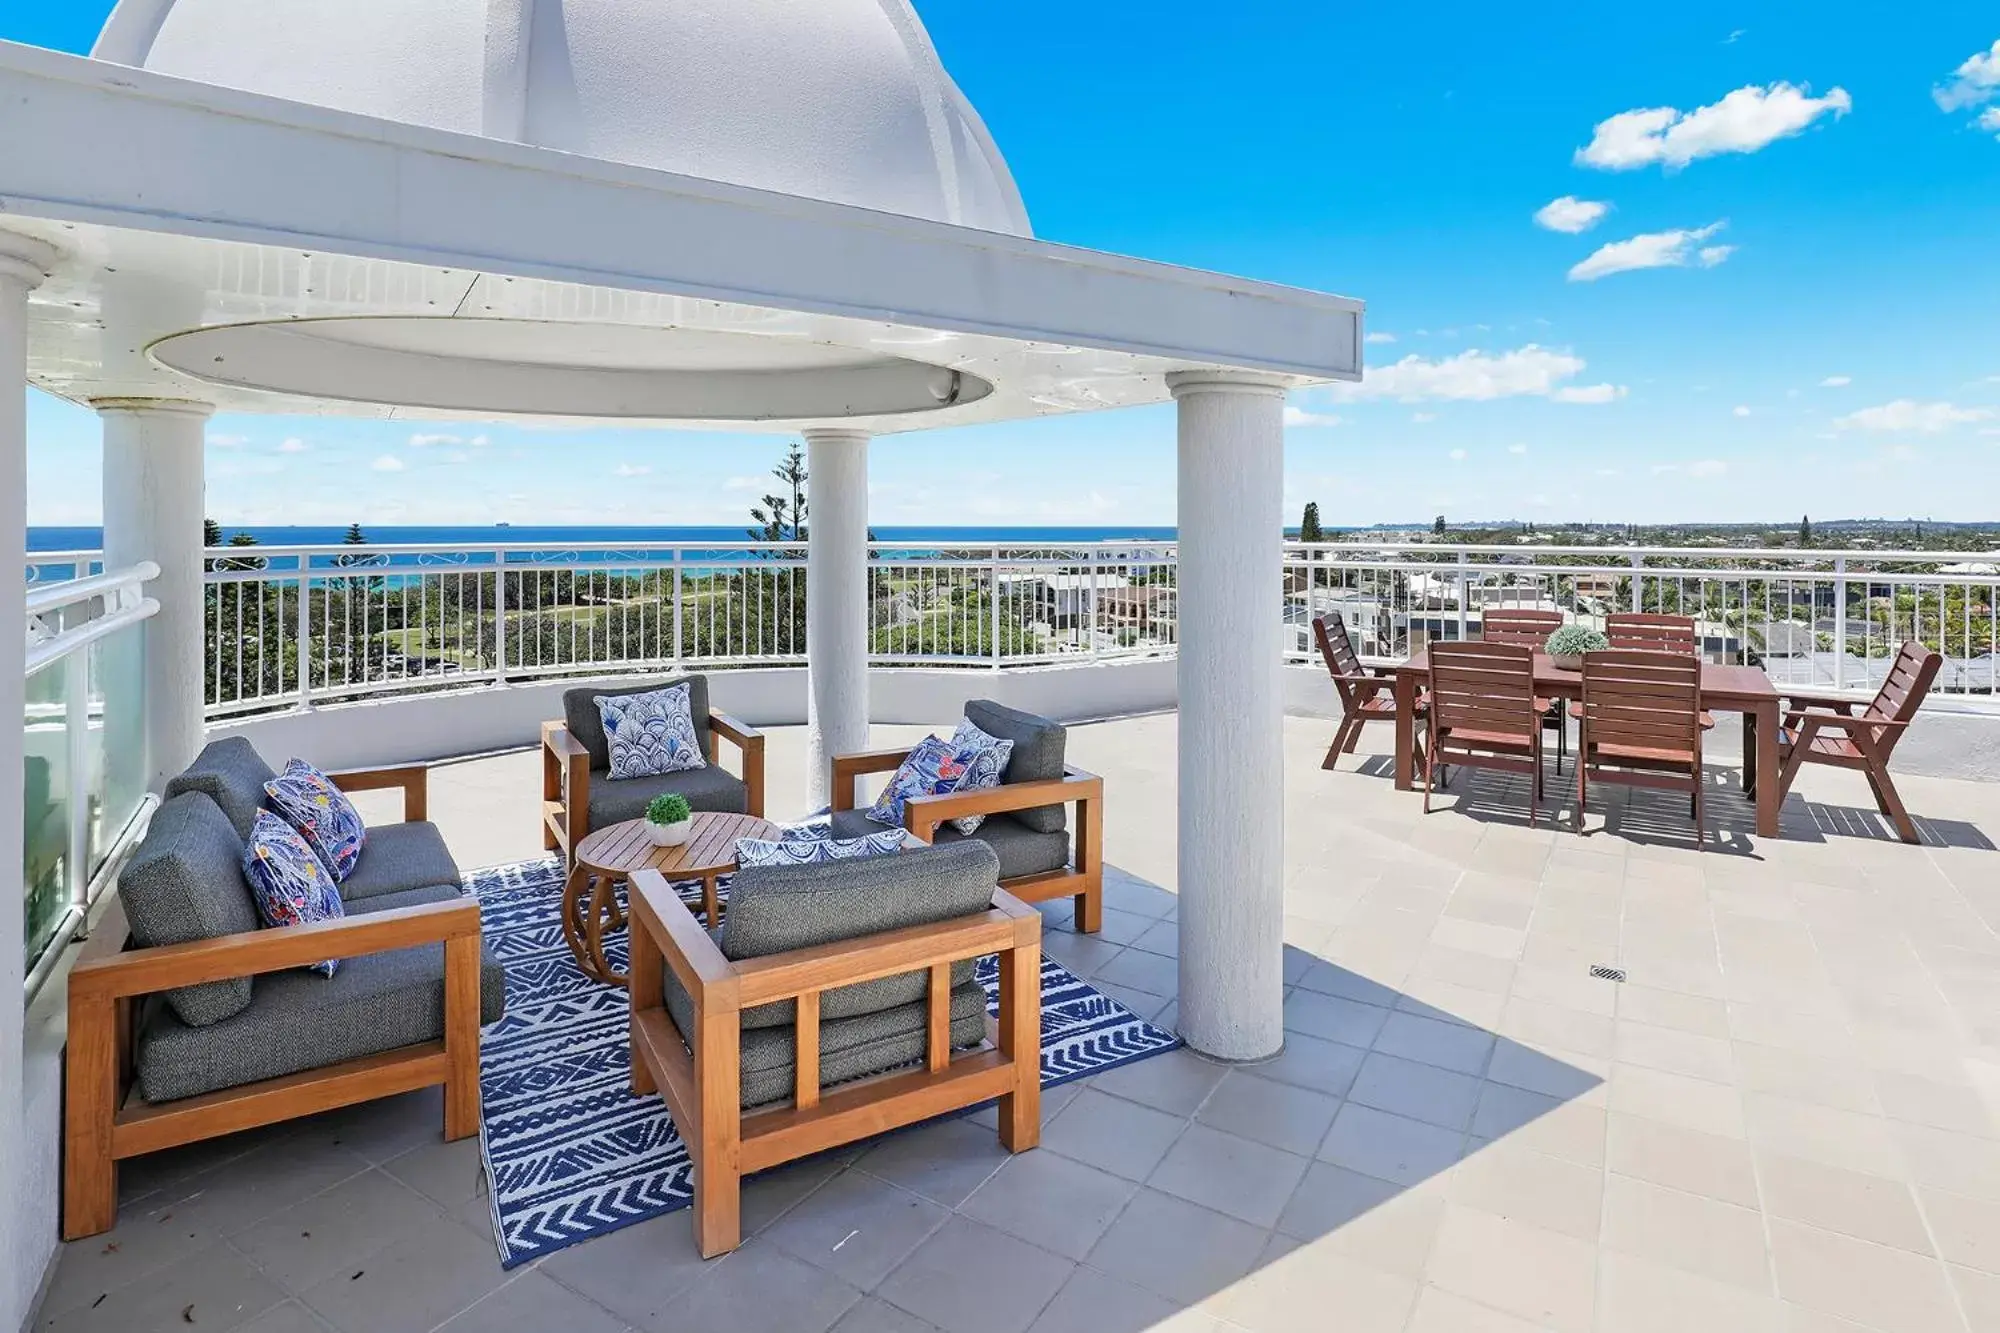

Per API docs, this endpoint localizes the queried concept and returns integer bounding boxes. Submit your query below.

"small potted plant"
[644,792,694,847]
[1545,624,1610,670]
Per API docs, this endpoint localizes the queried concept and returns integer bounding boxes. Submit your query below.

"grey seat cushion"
[564,674,712,771]
[965,700,1068,834]
[337,821,462,903]
[661,841,1001,1107]
[134,884,507,1104]
[164,736,277,839]
[828,809,1069,882]
[117,792,263,1027]
[587,765,748,828]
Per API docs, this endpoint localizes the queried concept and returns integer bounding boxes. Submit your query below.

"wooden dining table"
[1391,648,1783,837]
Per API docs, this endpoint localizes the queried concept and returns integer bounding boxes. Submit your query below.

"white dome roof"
[94,0,1031,237]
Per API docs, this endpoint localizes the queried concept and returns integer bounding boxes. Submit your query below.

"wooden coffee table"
[562,811,782,986]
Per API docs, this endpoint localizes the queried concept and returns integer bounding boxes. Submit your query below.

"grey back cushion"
[721,842,1000,1028]
[118,792,262,1026]
[164,736,277,839]
[965,699,1068,834]
[563,674,711,772]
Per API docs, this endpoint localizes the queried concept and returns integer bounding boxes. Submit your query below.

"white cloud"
[1934,40,2000,112]
[1533,196,1610,233]
[370,454,407,472]
[276,437,309,453]
[1594,467,1623,477]
[1733,405,1752,418]
[1553,383,1627,404]
[1835,399,1996,433]
[1819,375,1852,387]
[408,432,461,447]
[207,433,248,448]
[613,463,653,477]
[1507,443,1529,455]
[1363,331,1398,345]
[1331,344,1588,402]
[469,434,491,447]
[1411,412,1438,423]
[1689,459,1729,478]
[1448,449,1468,461]
[1282,406,1344,428]
[1980,106,2000,138]
[1568,222,1730,282]
[723,475,764,491]
[1576,82,1852,170]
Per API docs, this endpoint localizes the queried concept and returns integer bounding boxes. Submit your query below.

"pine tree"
[343,522,367,545]
[1799,515,1812,548]
[203,517,222,548]
[1299,502,1324,543]
[1433,514,1447,537]
[748,441,809,543]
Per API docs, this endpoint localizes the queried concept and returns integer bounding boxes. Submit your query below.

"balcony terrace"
[33,713,2000,1333]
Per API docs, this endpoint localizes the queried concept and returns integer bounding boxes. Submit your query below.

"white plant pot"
[1550,653,1584,671]
[647,819,692,847]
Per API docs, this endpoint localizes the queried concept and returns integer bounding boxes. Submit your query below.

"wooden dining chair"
[1776,641,1942,843]
[1312,614,1425,772]
[1582,612,1716,731]
[1575,649,1705,843]
[1480,607,1569,770]
[1425,641,1550,826]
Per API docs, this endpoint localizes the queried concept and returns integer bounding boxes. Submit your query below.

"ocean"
[27,524,1178,552]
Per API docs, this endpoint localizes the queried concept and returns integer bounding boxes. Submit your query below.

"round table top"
[573,811,784,879]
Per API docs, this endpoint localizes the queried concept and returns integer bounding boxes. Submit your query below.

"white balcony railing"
[42,539,2000,718]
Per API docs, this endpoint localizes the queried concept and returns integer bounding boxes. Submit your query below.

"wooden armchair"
[1312,613,1425,772]
[65,889,487,1239]
[627,853,1042,1258]
[1481,608,1570,769]
[1574,649,1705,841]
[1426,641,1551,826]
[831,750,1103,933]
[1777,641,1941,843]
[542,675,765,868]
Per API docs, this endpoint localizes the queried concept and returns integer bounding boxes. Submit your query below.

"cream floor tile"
[1601,1175,1773,1293]
[1766,1218,1966,1333]
[1756,1153,1934,1256]
[1594,1250,1786,1333]
[1605,1113,1760,1208]
[1608,1065,1747,1141]
[1448,1140,1603,1242]
[1424,1204,1598,1333]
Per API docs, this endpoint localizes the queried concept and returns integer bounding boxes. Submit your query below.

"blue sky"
[10,2,2000,528]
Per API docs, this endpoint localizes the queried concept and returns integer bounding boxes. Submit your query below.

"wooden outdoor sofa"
[63,738,503,1240]
[829,699,1103,933]
[542,673,766,868]
[627,842,1042,1257]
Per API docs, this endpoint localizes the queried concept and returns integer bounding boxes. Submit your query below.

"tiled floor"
[36,713,2000,1332]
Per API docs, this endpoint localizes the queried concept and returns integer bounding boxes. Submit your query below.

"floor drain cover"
[1589,965,1627,982]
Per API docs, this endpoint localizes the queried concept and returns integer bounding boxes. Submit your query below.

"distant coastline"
[26,524,1180,552]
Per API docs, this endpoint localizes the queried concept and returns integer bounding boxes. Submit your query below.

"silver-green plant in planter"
[1545,624,1610,669]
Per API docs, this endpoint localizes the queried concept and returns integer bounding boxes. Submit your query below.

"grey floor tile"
[1146,1123,1310,1228]
[1083,1188,1270,1306]
[831,1296,945,1333]
[228,1168,452,1294]
[1024,1267,1183,1333]
[40,1242,286,1333]
[540,1208,714,1327]
[854,1120,1011,1208]
[764,1171,950,1289]
[235,1303,337,1333]
[1274,1161,1403,1241]
[296,1215,508,1333]
[959,1150,1138,1260]
[142,1137,375,1238]
[40,1208,219,1318]
[1371,1011,1496,1075]
[1084,1048,1227,1117]
[1317,1103,1465,1186]
[1039,1087,1189,1181]
[434,1272,629,1333]
[1091,947,1180,998]
[1194,1072,1342,1156]
[1282,991,1393,1047]
[1350,1051,1483,1131]
[378,1135,490,1211]
[742,1151,863,1235]
[877,1218,1073,1333]
[671,1246,864,1333]
[1237,1032,1367,1099]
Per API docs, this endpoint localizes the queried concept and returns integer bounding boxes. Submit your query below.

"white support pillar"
[0,231,56,1333]
[803,428,871,810]
[95,398,212,791]
[1169,370,1289,1062]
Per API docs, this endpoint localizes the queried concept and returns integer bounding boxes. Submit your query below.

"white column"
[0,231,56,1333]
[803,428,871,810]
[94,398,212,791]
[1169,370,1289,1061]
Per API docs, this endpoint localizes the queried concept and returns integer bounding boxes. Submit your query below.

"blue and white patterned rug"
[465,856,1182,1268]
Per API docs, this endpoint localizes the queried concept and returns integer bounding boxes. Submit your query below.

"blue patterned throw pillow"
[864,735,970,829]
[263,758,367,881]
[945,720,1015,836]
[241,810,346,977]
[734,830,912,868]
[596,683,707,780]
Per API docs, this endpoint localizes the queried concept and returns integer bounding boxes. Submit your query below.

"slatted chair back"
[1606,612,1698,655]
[1312,614,1366,711]
[1578,650,1703,757]
[1480,607,1563,649]
[1865,642,1943,749]
[1428,641,1537,740]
